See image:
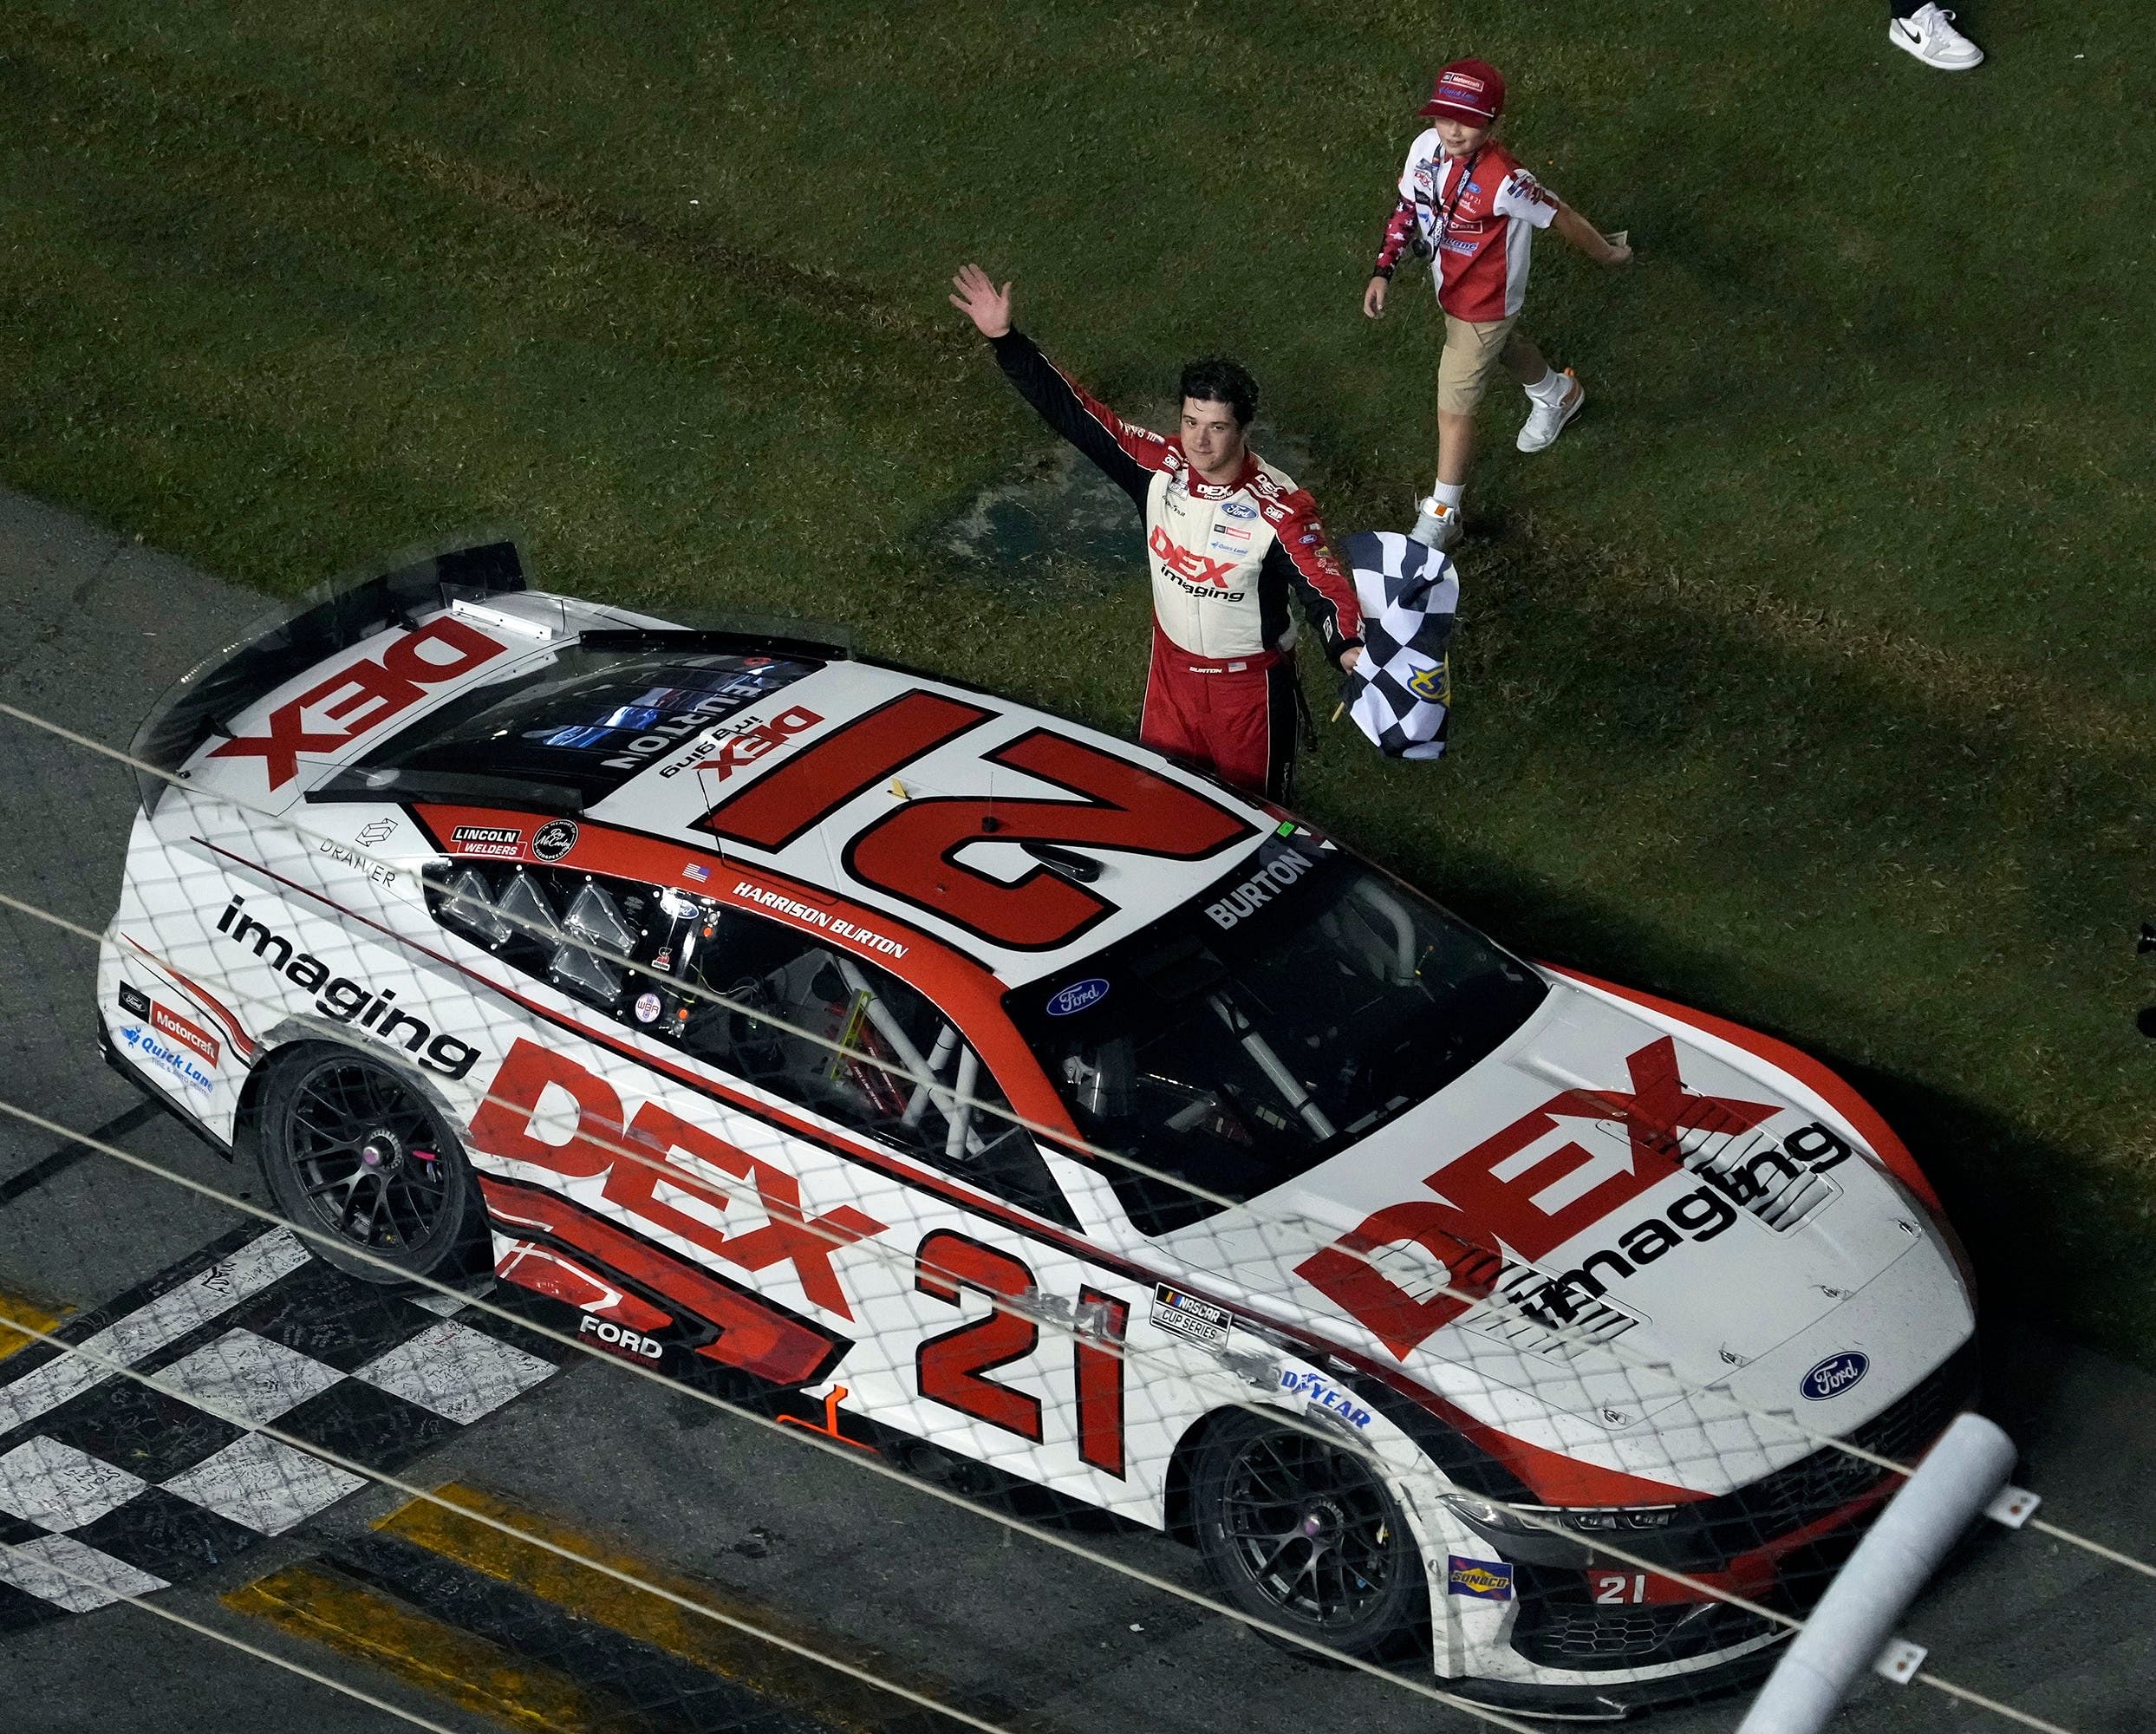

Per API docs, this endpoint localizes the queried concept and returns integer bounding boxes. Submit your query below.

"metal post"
[1736,1412,2016,1734]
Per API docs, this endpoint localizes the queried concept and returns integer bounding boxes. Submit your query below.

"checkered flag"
[1338,531,1457,761]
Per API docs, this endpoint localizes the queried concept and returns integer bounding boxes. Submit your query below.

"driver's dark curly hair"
[1177,355,1258,427]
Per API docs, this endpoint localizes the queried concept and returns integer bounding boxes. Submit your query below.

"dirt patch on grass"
[933,422,1323,607]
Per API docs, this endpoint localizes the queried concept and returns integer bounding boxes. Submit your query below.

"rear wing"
[128,540,527,815]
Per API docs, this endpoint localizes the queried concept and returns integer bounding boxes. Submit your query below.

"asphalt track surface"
[0,486,2151,1734]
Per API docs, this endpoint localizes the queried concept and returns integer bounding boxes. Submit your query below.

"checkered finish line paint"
[0,1226,558,1626]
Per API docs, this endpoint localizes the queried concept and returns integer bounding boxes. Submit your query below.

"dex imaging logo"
[1801,1351,1869,1401]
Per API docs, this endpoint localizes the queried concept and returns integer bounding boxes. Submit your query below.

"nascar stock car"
[97,544,1977,1716]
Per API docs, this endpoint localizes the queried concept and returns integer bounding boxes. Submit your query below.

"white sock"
[1428,480,1464,510]
[1527,368,1571,407]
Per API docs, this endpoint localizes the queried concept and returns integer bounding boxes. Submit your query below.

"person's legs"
[1189,663,1283,798]
[1137,631,1206,766]
[1434,410,1475,488]
[1501,329,1552,387]
[1413,316,1514,548]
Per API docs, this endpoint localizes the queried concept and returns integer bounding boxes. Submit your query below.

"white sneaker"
[1889,3,1983,69]
[1409,498,1462,551]
[1515,370,1584,453]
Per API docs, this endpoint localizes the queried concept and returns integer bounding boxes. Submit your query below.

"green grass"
[1,3,2150,1355]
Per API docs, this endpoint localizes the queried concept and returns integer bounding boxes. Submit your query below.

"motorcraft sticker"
[116,981,221,1070]
[1150,1283,1229,1348]
[1446,1556,1514,1600]
[150,1001,220,1066]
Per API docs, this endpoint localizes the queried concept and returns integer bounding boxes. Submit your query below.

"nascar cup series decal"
[1800,1351,1870,1401]
[1150,1283,1229,1349]
[1446,1557,1514,1600]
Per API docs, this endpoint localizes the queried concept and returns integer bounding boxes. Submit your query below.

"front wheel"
[1191,1411,1429,1662]
[254,1045,486,1284]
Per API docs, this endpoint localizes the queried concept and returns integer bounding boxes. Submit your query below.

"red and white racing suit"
[989,329,1362,799]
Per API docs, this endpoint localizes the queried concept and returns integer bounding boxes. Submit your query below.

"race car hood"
[1160,973,1976,1496]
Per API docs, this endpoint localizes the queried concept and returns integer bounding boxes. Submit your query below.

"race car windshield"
[316,642,821,808]
[1009,836,1547,1235]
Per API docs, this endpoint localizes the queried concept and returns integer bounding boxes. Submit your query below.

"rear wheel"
[255,1045,485,1283]
[1191,1411,1428,1661]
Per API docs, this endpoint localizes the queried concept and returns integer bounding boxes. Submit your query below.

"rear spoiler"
[129,539,526,815]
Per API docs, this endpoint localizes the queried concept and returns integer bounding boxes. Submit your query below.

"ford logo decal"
[1045,978,1110,1018]
[1800,1352,1869,1402]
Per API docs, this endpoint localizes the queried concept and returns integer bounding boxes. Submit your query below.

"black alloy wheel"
[256,1045,485,1283]
[1191,1411,1428,1661]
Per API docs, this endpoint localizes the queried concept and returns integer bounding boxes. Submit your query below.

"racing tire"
[254,1044,487,1285]
[1190,1410,1429,1663]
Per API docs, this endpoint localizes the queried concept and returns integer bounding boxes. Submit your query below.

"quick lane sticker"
[1150,1283,1229,1349]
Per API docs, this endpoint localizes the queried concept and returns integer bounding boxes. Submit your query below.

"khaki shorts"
[1436,313,1531,416]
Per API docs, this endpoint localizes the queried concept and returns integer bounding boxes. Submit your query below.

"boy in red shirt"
[1362,59,1632,551]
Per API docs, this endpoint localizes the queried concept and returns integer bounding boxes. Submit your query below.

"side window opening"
[426,862,710,1032]
[424,863,1073,1227]
[678,909,1073,1228]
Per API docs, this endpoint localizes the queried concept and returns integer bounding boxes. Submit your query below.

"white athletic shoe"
[1409,498,1462,551]
[1889,4,1983,70]
[1515,370,1584,453]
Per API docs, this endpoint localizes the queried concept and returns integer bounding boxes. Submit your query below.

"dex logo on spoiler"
[210,617,505,790]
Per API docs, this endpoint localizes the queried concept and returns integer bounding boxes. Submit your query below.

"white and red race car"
[100,546,1976,1716]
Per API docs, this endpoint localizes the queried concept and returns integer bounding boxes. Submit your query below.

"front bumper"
[1441,1338,1979,1712]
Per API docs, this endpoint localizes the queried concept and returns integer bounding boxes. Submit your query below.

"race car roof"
[190,587,1275,989]
[573,644,1278,993]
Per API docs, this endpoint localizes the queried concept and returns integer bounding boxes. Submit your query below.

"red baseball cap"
[1418,58,1506,124]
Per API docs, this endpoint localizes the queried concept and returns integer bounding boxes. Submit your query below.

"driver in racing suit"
[951,264,1363,800]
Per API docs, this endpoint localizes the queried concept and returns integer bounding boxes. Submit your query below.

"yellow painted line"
[0,1281,70,1362]
[381,1484,934,1734]
[224,1562,636,1734]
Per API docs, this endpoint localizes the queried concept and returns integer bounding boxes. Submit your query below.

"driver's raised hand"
[948,263,1014,339]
